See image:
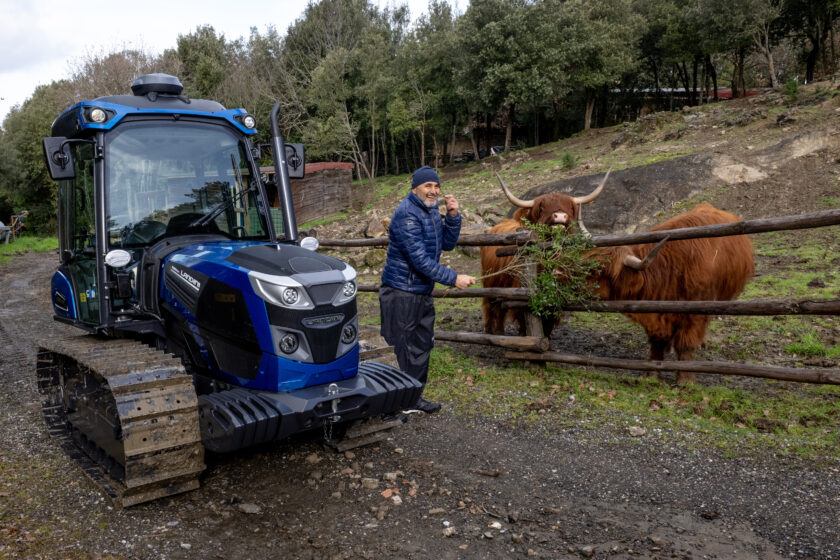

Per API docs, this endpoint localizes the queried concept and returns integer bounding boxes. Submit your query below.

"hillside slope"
[316,80,840,257]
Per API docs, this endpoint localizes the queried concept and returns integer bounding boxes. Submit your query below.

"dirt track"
[1,251,838,560]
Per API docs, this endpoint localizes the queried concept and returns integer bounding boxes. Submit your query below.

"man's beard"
[424,197,437,207]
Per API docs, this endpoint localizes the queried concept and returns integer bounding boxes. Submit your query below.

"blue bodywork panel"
[160,240,360,392]
[54,100,257,135]
[51,270,77,320]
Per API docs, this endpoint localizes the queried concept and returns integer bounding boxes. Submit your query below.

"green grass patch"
[0,236,58,265]
[424,346,840,459]
[816,196,839,209]
[784,332,840,358]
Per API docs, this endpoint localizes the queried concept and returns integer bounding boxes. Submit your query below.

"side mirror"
[43,137,76,180]
[284,143,305,179]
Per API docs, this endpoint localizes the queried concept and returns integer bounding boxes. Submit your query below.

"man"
[379,165,476,414]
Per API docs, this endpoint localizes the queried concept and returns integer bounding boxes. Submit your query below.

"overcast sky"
[0,0,440,123]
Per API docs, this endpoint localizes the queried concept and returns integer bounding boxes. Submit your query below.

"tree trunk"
[484,113,491,158]
[504,104,514,153]
[754,26,779,89]
[730,50,740,98]
[403,134,410,175]
[469,120,479,163]
[391,128,399,176]
[650,57,661,92]
[343,103,374,189]
[806,33,819,82]
[370,103,377,178]
[533,108,539,146]
[692,55,700,105]
[584,93,595,130]
[432,134,440,168]
[449,123,457,165]
[419,126,425,167]
[706,54,718,100]
[381,128,388,176]
[677,62,691,106]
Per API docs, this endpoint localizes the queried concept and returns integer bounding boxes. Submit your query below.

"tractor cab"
[42,74,304,334]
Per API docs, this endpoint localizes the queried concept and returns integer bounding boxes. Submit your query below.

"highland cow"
[480,171,609,336]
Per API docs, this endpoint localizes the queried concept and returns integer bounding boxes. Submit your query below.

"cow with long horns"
[584,203,754,383]
[479,171,609,336]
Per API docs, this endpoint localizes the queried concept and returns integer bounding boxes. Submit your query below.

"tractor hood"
[160,241,359,392]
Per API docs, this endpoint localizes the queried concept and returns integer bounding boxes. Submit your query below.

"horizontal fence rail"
[317,209,840,254]
[495,208,840,256]
[319,230,532,248]
[342,208,839,385]
[359,283,840,316]
[505,352,840,385]
[503,298,840,315]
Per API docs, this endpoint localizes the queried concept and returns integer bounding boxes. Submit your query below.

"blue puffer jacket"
[381,192,461,294]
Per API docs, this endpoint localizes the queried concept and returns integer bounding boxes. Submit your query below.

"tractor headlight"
[340,324,357,344]
[332,265,357,306]
[279,333,299,354]
[90,108,108,123]
[243,115,256,129]
[249,271,314,310]
[282,287,299,305]
[83,106,114,125]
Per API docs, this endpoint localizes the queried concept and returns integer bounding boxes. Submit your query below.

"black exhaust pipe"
[269,101,298,242]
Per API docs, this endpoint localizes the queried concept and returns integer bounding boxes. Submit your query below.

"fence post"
[521,260,546,367]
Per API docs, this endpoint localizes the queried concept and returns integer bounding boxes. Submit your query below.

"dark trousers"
[379,286,435,387]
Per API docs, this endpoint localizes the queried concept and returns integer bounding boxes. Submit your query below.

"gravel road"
[1,250,838,560]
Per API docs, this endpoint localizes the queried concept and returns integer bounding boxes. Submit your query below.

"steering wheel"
[123,220,167,244]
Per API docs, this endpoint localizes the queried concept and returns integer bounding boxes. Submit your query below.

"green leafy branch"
[521,220,602,319]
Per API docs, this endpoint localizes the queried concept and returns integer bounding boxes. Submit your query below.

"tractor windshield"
[106,121,273,247]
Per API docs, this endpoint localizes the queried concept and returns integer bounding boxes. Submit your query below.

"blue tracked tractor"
[39,74,419,506]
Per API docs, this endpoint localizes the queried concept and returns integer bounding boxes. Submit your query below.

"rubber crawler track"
[37,335,205,507]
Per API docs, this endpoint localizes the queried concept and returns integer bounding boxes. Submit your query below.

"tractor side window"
[63,143,96,253]
[58,142,99,325]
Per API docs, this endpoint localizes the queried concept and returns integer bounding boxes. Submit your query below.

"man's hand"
[444,194,459,217]
[454,274,476,290]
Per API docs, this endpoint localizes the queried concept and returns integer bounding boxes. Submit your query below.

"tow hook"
[327,383,341,423]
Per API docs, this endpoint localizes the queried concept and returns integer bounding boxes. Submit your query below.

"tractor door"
[56,143,99,325]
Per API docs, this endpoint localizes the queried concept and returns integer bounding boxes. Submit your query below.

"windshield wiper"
[189,154,251,229]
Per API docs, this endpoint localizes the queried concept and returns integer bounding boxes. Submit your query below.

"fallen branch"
[435,330,550,352]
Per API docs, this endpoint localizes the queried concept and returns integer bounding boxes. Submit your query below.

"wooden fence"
[319,208,840,385]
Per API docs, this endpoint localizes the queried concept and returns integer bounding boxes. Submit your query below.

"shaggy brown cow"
[586,203,754,383]
[480,172,609,336]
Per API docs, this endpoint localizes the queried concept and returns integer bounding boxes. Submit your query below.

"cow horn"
[496,172,534,208]
[572,168,611,205]
[622,235,670,271]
